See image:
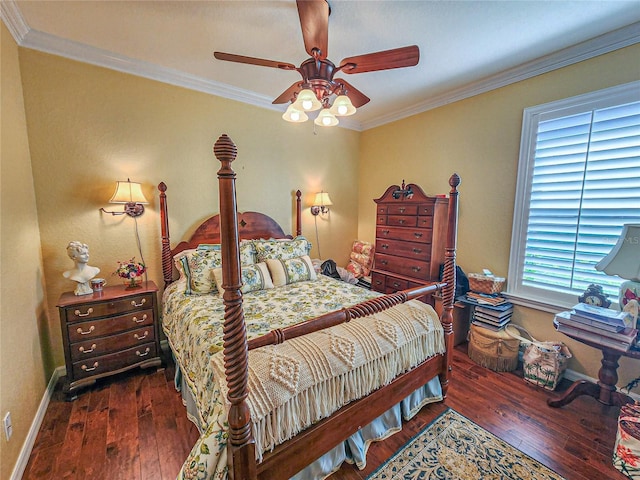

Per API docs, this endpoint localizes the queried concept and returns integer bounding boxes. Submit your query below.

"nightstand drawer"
[69,325,156,361]
[64,293,153,323]
[67,308,154,343]
[72,342,157,380]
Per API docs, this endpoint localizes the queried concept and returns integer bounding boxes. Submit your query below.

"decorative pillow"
[173,248,196,282]
[178,249,223,295]
[212,262,274,297]
[255,236,312,262]
[266,255,317,287]
[198,241,256,266]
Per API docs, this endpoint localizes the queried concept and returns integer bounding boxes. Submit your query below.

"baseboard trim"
[563,368,640,402]
[10,365,65,480]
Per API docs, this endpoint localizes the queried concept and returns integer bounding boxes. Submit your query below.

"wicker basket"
[468,273,505,294]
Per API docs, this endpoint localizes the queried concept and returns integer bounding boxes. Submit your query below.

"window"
[508,81,640,311]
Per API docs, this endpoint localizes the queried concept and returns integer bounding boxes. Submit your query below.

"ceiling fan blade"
[272,82,304,104]
[334,78,370,108]
[214,52,296,70]
[339,45,420,74]
[296,0,329,59]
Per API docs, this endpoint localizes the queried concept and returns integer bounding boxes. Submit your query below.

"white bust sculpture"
[63,241,100,295]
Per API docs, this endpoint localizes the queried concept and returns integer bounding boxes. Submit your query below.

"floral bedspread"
[162,275,381,479]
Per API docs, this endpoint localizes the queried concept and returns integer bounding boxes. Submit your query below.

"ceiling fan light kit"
[213,0,420,128]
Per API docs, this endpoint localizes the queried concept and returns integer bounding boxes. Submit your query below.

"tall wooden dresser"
[371,181,449,302]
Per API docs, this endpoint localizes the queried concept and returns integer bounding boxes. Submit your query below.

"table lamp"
[595,224,640,308]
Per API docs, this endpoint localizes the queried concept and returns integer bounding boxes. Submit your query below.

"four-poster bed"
[158,134,460,480]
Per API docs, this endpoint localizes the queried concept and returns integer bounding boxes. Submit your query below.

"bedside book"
[553,318,637,352]
[556,311,630,338]
[571,303,634,329]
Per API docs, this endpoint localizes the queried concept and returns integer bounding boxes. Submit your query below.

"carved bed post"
[439,173,460,397]
[214,134,257,480]
[158,182,173,287]
[295,190,302,236]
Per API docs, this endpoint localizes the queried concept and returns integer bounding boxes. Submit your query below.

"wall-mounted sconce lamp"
[100,179,148,217]
[310,191,333,216]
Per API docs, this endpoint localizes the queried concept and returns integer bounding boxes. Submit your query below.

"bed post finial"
[440,173,460,398]
[214,134,257,480]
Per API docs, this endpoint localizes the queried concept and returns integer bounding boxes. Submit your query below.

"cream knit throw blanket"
[210,300,445,460]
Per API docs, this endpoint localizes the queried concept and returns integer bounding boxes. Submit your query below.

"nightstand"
[57,280,162,400]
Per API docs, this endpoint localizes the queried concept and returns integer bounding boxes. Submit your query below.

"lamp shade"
[314,191,333,207]
[293,89,322,112]
[109,180,148,204]
[314,108,339,127]
[596,224,640,281]
[329,95,356,116]
[282,104,309,123]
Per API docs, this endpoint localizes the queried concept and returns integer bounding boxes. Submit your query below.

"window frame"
[507,80,640,313]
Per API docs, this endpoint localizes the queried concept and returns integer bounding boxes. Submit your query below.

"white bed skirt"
[173,358,443,480]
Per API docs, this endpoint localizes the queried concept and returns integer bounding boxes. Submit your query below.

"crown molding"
[361,22,640,130]
[2,1,637,132]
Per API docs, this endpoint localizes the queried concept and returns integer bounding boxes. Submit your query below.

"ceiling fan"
[213,0,420,126]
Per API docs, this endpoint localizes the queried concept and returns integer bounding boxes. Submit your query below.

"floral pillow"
[178,249,223,295]
[254,236,312,262]
[266,255,317,287]
[212,262,274,297]
[197,240,256,266]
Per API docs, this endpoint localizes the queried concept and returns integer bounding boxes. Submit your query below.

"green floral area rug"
[367,408,565,480]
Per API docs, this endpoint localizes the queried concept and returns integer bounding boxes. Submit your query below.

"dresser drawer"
[386,276,410,291]
[72,342,157,380]
[64,293,153,323]
[68,309,154,343]
[371,272,386,292]
[375,238,431,261]
[69,325,156,361]
[386,215,417,227]
[388,205,418,216]
[375,253,430,279]
[418,204,435,216]
[417,216,433,228]
[376,226,431,243]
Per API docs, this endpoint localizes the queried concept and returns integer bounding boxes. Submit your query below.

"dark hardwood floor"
[23,344,626,480]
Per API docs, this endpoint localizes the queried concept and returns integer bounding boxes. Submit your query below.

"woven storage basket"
[468,273,505,294]
[467,323,519,372]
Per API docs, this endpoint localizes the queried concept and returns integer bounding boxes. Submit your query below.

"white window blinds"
[509,82,640,309]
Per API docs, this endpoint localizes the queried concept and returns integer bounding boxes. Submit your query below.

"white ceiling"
[3,1,640,131]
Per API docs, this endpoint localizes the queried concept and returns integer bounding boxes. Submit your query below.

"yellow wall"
[18,49,361,372]
[358,43,640,386]
[0,23,50,480]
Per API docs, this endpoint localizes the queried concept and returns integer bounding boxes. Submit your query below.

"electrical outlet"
[3,412,12,441]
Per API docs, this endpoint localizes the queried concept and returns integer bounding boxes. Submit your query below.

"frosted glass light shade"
[282,104,309,123]
[314,108,339,127]
[293,89,322,112]
[109,180,148,204]
[329,95,356,116]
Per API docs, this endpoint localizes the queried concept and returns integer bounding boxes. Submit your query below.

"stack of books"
[464,292,509,307]
[472,302,513,331]
[554,303,638,352]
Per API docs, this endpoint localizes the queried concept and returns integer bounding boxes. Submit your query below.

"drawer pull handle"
[79,344,97,354]
[399,207,406,213]
[76,326,95,335]
[131,299,147,308]
[136,348,151,357]
[413,232,423,238]
[375,280,383,286]
[412,248,422,254]
[81,362,99,372]
[398,219,405,224]
[382,229,390,235]
[74,308,94,317]
[412,266,422,272]
[132,314,148,324]
[380,260,388,265]
[381,244,389,250]
[393,282,401,288]
[134,331,149,341]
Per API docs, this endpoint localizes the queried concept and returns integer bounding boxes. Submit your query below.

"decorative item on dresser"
[371,180,449,303]
[56,281,161,400]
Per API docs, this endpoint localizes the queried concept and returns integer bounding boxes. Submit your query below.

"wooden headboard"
[158,182,302,286]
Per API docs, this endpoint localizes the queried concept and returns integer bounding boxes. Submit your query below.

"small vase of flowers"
[114,257,146,289]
